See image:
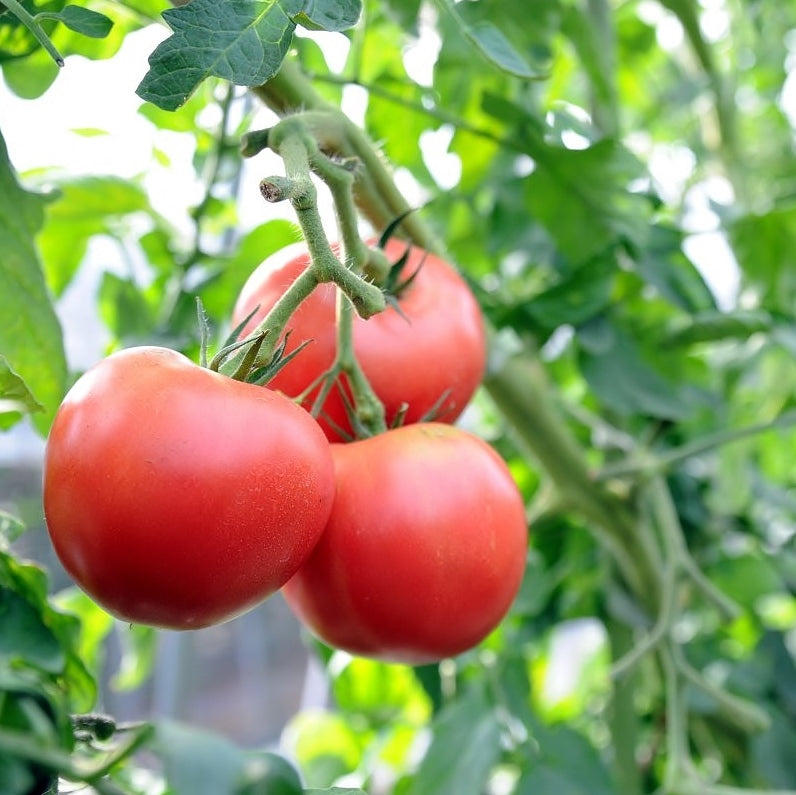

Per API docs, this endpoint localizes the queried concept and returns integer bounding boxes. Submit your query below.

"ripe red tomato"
[282,423,528,664]
[43,346,335,630]
[231,240,487,441]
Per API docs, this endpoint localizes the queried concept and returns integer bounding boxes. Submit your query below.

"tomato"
[43,346,335,630]
[282,423,528,664]
[231,240,487,441]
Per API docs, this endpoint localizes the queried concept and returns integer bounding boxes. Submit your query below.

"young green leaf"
[38,6,113,39]
[436,0,546,79]
[292,0,362,32]
[136,0,304,111]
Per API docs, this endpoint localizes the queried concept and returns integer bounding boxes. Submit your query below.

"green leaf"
[0,354,43,427]
[198,220,300,321]
[518,256,616,334]
[578,317,693,420]
[98,272,156,341]
[443,0,546,79]
[729,203,796,312]
[52,589,115,682]
[0,46,60,98]
[0,588,65,674]
[0,510,26,546]
[517,723,615,795]
[284,711,364,789]
[708,552,784,606]
[525,140,652,263]
[0,551,96,712]
[0,129,66,433]
[637,226,716,312]
[37,175,150,296]
[293,0,361,32]
[136,0,304,111]
[39,6,113,38]
[153,720,248,795]
[406,685,501,795]
[331,656,430,728]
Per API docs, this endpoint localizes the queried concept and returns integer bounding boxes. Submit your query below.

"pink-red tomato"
[43,346,335,630]
[231,240,487,441]
[282,423,528,664]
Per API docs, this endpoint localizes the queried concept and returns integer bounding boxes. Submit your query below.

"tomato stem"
[231,117,388,379]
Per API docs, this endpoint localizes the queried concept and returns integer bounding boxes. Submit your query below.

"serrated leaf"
[41,6,113,38]
[0,129,66,434]
[293,0,361,32]
[136,0,304,111]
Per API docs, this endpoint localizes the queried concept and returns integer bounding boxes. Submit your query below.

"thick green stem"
[606,618,644,795]
[483,351,660,601]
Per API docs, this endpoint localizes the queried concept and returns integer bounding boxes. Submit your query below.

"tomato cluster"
[232,238,487,441]
[43,243,528,663]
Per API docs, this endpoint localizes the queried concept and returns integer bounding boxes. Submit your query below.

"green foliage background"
[1,0,795,793]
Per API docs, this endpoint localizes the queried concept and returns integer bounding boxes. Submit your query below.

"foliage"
[1,0,796,793]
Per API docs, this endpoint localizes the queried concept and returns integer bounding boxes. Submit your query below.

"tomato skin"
[282,423,528,664]
[231,240,487,441]
[43,346,335,630]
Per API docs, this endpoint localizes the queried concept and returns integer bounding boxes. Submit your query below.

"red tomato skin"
[282,423,528,664]
[232,240,487,441]
[43,346,335,630]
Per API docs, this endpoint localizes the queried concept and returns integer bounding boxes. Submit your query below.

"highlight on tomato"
[282,423,528,664]
[43,346,336,630]
[231,239,487,441]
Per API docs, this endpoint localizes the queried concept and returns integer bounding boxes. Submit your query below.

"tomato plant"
[232,239,487,441]
[43,346,336,631]
[282,423,528,665]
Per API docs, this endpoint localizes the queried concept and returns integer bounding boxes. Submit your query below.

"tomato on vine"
[282,423,528,664]
[232,239,487,441]
[43,346,336,630]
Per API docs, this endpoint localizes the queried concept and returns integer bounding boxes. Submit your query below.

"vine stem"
[1,0,64,65]
[597,410,796,482]
[648,475,742,621]
[0,723,152,788]
[226,117,385,377]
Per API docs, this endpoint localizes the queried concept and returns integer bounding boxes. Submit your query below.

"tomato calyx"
[373,214,427,305]
[198,299,312,386]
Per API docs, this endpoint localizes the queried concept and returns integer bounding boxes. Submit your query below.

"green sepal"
[377,208,417,249]
[247,334,312,386]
